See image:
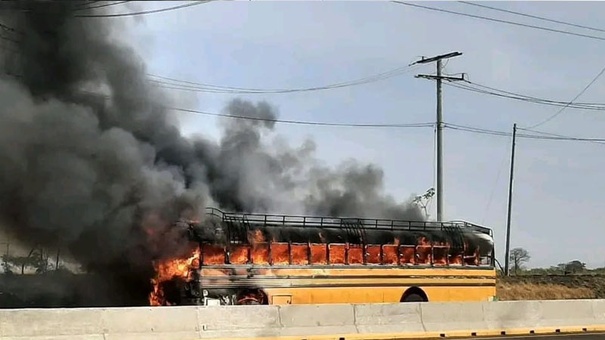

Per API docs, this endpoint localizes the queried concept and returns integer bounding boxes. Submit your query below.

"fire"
[149,248,200,306]
[147,226,485,305]
[194,233,480,267]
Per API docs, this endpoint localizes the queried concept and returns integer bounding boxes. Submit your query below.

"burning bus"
[149,207,496,306]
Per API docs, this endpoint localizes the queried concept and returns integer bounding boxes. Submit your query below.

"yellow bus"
[153,208,496,306]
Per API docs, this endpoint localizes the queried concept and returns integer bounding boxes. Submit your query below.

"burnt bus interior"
[189,208,495,267]
[171,208,495,306]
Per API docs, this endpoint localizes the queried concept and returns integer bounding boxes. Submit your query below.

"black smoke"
[0,1,423,306]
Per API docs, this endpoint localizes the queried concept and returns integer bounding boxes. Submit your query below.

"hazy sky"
[117,1,605,268]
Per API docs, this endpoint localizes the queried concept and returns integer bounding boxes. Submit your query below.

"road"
[455,333,605,339]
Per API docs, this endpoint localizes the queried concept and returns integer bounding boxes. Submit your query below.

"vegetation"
[509,247,530,275]
[499,247,599,276]
[493,247,605,300]
[2,247,59,275]
[497,281,595,300]
[2,245,604,301]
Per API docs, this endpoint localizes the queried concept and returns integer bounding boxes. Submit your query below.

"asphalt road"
[455,333,605,339]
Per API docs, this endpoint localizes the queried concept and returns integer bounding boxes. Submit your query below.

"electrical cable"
[391,1,605,42]
[444,81,605,111]
[2,6,605,141]
[74,1,131,11]
[481,144,509,225]
[517,127,605,146]
[457,1,605,34]
[0,21,419,95]
[445,123,605,142]
[524,63,605,129]
[3,67,605,142]
[147,65,419,94]
[74,1,215,18]
[168,106,435,128]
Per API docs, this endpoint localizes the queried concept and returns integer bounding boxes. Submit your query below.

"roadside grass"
[497,281,595,300]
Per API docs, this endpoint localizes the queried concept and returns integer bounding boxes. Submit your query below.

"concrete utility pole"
[504,123,517,277]
[412,52,465,221]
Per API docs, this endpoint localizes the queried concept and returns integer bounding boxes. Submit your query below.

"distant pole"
[504,123,517,276]
[413,52,465,221]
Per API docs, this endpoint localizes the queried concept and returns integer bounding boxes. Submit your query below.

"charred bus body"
[174,208,496,306]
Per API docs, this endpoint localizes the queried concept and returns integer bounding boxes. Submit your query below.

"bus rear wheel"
[402,293,425,302]
[235,289,268,305]
[400,287,428,302]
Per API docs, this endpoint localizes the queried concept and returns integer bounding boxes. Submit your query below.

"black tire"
[402,293,425,302]
[242,300,261,305]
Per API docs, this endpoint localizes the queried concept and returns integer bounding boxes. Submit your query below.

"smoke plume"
[0,1,423,306]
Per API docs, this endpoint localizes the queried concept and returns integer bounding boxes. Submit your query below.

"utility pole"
[504,123,517,276]
[413,52,465,221]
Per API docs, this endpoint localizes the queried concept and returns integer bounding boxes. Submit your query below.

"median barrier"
[275,304,357,337]
[537,300,596,327]
[197,305,282,338]
[352,303,423,334]
[0,306,202,340]
[483,300,542,330]
[420,301,488,332]
[3,300,605,339]
[0,308,105,340]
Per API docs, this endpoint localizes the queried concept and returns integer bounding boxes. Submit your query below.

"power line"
[481,143,509,224]
[74,1,215,18]
[168,106,435,128]
[0,20,419,95]
[147,65,419,94]
[517,126,605,146]
[58,86,434,128]
[0,1,123,12]
[444,81,605,111]
[457,1,605,34]
[445,123,605,143]
[0,42,418,94]
[1,71,437,129]
[74,1,132,11]
[3,68,605,141]
[525,63,605,129]
[169,105,605,142]
[391,1,605,42]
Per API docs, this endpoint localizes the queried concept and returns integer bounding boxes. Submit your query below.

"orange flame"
[149,248,200,306]
[193,237,479,267]
[148,229,484,305]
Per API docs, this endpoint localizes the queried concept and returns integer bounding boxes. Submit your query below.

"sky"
[105,0,605,269]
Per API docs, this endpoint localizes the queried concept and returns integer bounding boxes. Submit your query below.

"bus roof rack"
[204,207,492,236]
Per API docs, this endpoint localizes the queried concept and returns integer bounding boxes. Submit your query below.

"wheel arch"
[235,288,269,305]
[400,286,429,302]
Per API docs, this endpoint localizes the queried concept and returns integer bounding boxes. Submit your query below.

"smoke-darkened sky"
[0,1,424,304]
[2,0,605,269]
[127,1,605,269]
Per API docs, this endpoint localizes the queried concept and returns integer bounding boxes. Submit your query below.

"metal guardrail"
[204,207,493,235]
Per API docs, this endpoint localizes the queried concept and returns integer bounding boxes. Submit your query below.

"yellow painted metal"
[200,266,497,304]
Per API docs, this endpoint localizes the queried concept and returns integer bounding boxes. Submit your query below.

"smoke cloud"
[0,2,423,306]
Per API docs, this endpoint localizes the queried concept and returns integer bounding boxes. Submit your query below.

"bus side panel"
[263,285,496,305]
[198,267,496,305]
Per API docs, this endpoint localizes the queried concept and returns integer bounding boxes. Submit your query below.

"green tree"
[563,260,586,274]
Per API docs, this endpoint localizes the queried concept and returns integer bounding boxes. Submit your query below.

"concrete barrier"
[3,300,605,339]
